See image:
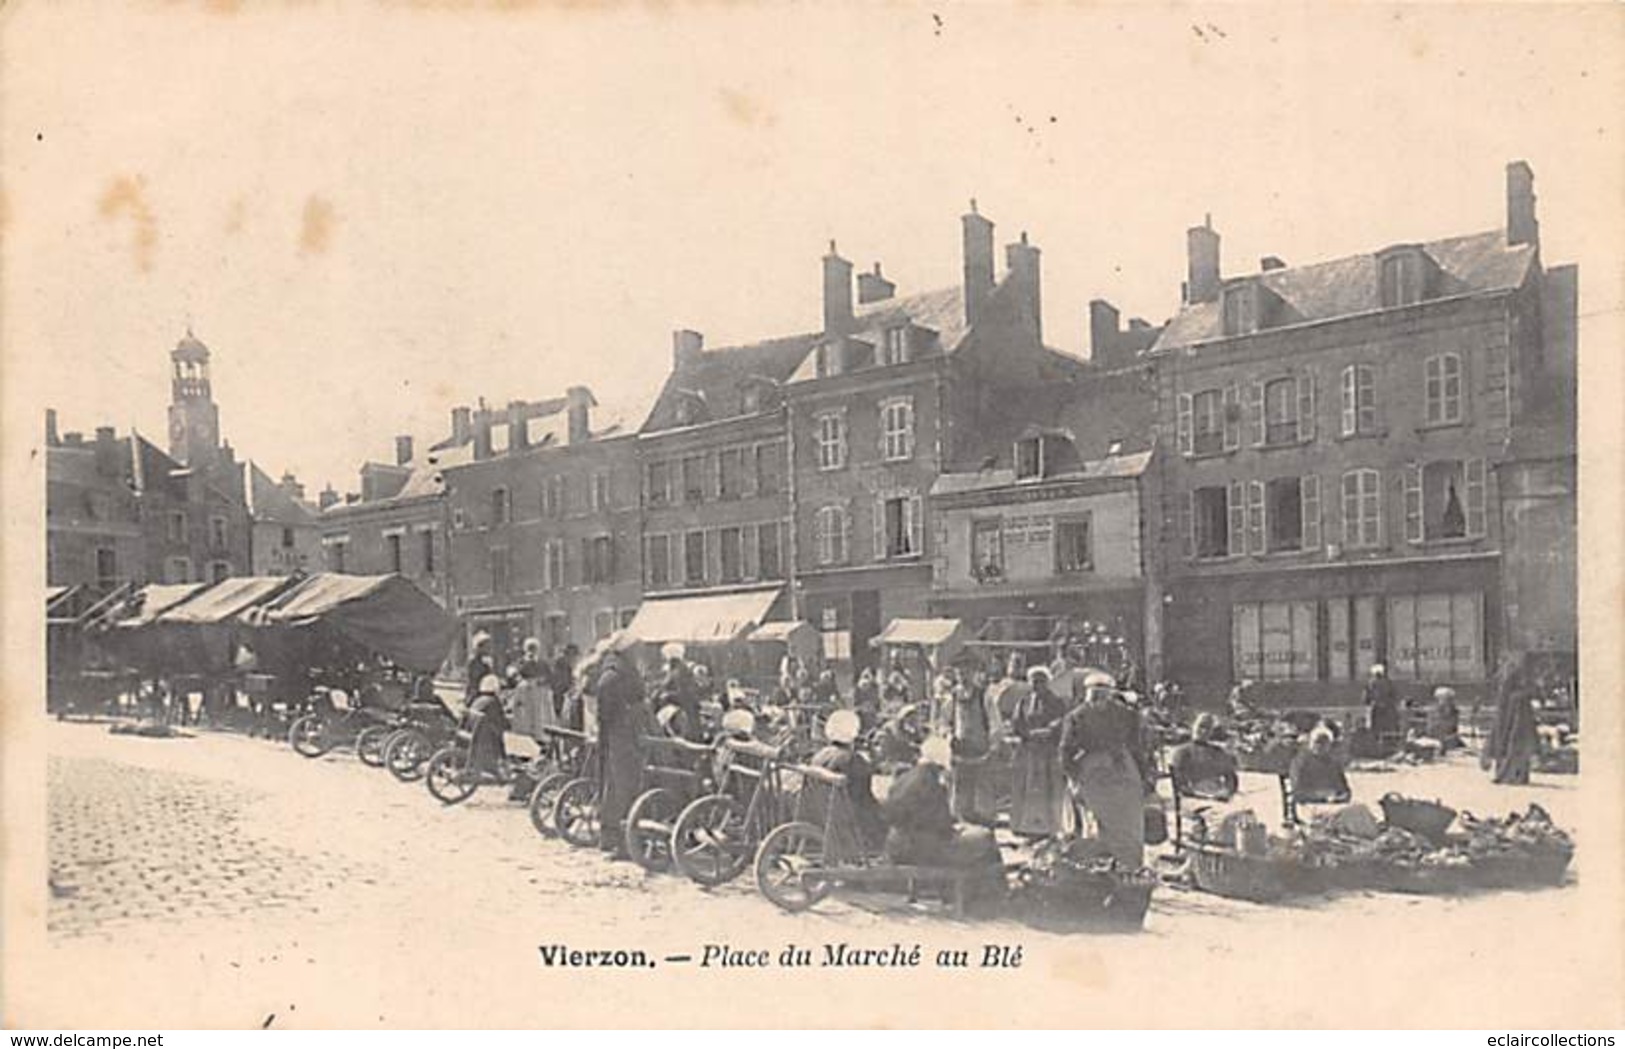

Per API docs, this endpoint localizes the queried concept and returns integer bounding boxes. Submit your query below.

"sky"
[3,2,1620,495]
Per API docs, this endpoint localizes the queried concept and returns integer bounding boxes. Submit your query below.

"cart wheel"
[754,821,831,913]
[385,729,432,782]
[425,746,477,805]
[289,714,330,758]
[625,788,680,873]
[552,778,601,848]
[672,794,749,886]
[527,771,572,837]
[355,725,391,767]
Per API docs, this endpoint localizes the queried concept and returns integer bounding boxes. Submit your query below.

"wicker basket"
[1189,846,1294,902]
[1379,794,1458,844]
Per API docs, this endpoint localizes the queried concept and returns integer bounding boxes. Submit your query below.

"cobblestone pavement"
[19,720,1613,1029]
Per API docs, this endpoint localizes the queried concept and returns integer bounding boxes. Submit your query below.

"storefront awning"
[159,576,297,625]
[626,587,782,645]
[875,617,963,648]
[748,620,813,644]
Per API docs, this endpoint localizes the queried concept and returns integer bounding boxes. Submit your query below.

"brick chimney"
[822,241,853,335]
[506,402,529,452]
[318,484,339,511]
[566,386,594,445]
[280,471,306,502]
[673,329,704,370]
[395,434,414,466]
[472,406,494,461]
[450,406,472,446]
[962,200,995,326]
[1507,160,1539,248]
[857,262,895,305]
[45,408,60,446]
[1089,299,1121,363]
[1005,232,1042,344]
[1186,215,1221,304]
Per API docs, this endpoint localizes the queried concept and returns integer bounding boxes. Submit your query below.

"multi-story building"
[444,389,641,666]
[632,329,807,649]
[243,462,321,576]
[45,415,146,593]
[785,206,1093,675]
[1148,162,1577,707]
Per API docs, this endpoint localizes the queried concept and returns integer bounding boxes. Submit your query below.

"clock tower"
[167,329,220,468]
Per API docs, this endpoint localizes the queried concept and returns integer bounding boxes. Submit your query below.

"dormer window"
[815,340,843,378]
[1221,282,1259,336]
[882,326,910,366]
[673,390,707,427]
[1379,247,1429,308]
[1014,436,1044,480]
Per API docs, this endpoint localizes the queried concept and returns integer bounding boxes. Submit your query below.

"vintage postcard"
[2,0,1621,1032]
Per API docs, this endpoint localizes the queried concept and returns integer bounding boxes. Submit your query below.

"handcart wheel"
[754,821,831,913]
[385,728,432,782]
[672,794,749,886]
[552,777,601,848]
[624,788,680,873]
[355,725,391,767]
[425,746,477,805]
[289,714,330,758]
[528,771,573,837]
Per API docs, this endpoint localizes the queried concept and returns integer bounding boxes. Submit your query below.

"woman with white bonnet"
[809,709,886,850]
[1059,669,1149,868]
[1009,665,1069,839]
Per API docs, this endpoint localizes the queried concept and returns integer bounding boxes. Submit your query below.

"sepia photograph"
[2,0,1621,1035]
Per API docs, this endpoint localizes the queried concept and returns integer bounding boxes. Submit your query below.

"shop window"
[1386,592,1484,681]
[1055,515,1093,574]
[324,543,344,573]
[1233,600,1318,681]
[971,519,1004,582]
[1328,595,1382,682]
[1192,486,1230,559]
[593,609,616,641]
[164,556,193,583]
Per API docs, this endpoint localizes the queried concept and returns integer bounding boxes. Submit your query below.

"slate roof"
[852,285,972,355]
[245,462,316,526]
[642,331,822,434]
[1152,229,1537,352]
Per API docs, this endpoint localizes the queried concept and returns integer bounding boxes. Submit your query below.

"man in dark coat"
[593,645,646,858]
[1363,663,1401,740]
[656,643,701,741]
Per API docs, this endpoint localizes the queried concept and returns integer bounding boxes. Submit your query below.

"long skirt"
[951,754,1000,826]
[1010,743,1065,837]
[598,722,643,848]
[1073,750,1145,869]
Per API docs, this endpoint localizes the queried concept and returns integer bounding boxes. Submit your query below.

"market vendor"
[852,667,881,732]
[1169,713,1239,800]
[810,710,888,851]
[466,674,511,778]
[593,640,647,860]
[1009,665,1068,839]
[1363,663,1402,741]
[1424,686,1463,750]
[1485,660,1539,785]
[1289,726,1352,804]
[881,736,1005,906]
[1060,670,1150,869]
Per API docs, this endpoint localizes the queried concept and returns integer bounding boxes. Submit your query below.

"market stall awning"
[875,617,963,648]
[158,575,298,624]
[108,583,211,628]
[626,587,782,644]
[245,572,458,673]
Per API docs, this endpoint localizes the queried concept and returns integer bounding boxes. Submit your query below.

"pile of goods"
[1536,724,1579,774]
[1184,795,1573,900]
[1230,719,1299,774]
[1009,837,1156,931]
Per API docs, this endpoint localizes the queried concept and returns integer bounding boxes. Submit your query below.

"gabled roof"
[852,285,972,355]
[642,331,821,434]
[245,462,316,526]
[1152,229,1537,352]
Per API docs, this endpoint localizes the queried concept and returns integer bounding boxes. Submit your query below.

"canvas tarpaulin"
[245,573,457,673]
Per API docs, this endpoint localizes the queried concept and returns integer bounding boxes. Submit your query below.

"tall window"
[1407,459,1487,542]
[167,511,187,544]
[164,556,193,584]
[209,560,232,583]
[490,547,511,594]
[815,505,849,565]
[646,534,672,589]
[421,529,436,574]
[1341,468,1382,549]
[95,548,118,588]
[282,526,296,549]
[1192,486,1230,559]
[582,535,614,584]
[971,519,1004,581]
[758,522,783,580]
[1265,477,1320,553]
[681,455,706,504]
[1014,437,1043,480]
[543,540,565,590]
[645,461,671,507]
[755,441,785,495]
[879,495,922,559]
[881,326,910,366]
[542,476,565,518]
[684,531,706,585]
[1191,390,1223,455]
[1264,378,1299,445]
[1222,283,1258,335]
[1341,364,1377,436]
[324,541,345,573]
[1055,515,1093,574]
[591,471,611,511]
[718,527,743,583]
[814,411,847,471]
[719,448,747,500]
[1386,592,1485,681]
[879,398,914,462]
[1424,353,1463,425]
[209,515,229,548]
[491,487,511,526]
[386,533,403,573]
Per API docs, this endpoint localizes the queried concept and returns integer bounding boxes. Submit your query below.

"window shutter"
[1245,381,1265,447]
[743,447,759,498]
[609,534,619,582]
[874,497,887,561]
[1340,473,1358,547]
[910,495,924,555]
[904,401,916,459]
[1227,481,1246,557]
[813,510,828,564]
[1465,457,1487,537]
[1223,385,1242,450]
[1403,463,1423,544]
[742,524,759,581]
[1340,365,1357,436]
[1246,480,1266,555]
[1297,370,1316,441]
[1176,393,1193,456]
[1302,475,1321,551]
[840,505,852,564]
[838,410,849,469]
[1182,491,1195,559]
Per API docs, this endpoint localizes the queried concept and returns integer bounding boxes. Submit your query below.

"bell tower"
[167,329,220,467]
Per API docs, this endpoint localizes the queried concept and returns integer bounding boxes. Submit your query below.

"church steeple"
[168,329,220,466]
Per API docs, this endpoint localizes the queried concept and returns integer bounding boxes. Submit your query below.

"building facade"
[1149,162,1577,707]
[245,462,321,576]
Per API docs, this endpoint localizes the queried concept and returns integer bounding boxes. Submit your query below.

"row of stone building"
[308,161,1575,705]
